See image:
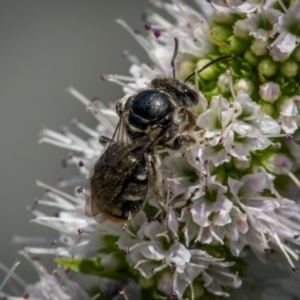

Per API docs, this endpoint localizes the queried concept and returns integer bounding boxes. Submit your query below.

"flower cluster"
[3,0,300,299]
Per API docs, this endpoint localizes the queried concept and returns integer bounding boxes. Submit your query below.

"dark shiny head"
[128,90,174,130]
[150,78,199,107]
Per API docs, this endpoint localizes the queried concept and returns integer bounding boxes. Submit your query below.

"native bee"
[85,38,233,223]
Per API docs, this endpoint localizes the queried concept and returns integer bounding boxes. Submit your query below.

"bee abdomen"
[101,158,148,222]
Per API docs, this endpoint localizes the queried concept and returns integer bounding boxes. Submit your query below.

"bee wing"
[85,168,108,223]
[85,115,164,223]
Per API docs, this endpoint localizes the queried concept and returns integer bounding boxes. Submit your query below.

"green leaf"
[55,257,130,280]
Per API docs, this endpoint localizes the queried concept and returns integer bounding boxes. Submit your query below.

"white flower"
[180,175,233,245]
[280,95,300,134]
[259,81,281,103]
[209,0,261,13]
[0,251,90,300]
[271,0,300,54]
[245,8,281,41]
[228,171,300,270]
[173,249,241,298]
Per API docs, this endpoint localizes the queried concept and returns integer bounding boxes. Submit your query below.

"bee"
[85,38,233,223]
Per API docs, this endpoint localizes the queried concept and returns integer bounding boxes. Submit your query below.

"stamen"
[54,265,75,297]
[215,269,238,280]
[18,251,44,277]
[263,133,287,138]
[67,87,116,133]
[174,0,187,20]
[248,195,281,203]
[273,233,297,272]
[119,288,130,300]
[40,191,77,209]
[129,214,138,233]
[233,271,239,285]
[155,231,171,244]
[188,279,195,300]
[277,215,300,232]
[107,74,137,82]
[122,49,140,65]
[211,229,224,245]
[30,217,77,233]
[116,19,151,53]
[125,228,139,239]
[0,261,24,292]
[38,137,92,153]
[195,226,203,243]
[280,167,300,187]
[12,236,52,245]
[277,0,288,13]
[40,129,72,144]
[91,292,105,300]
[282,243,299,261]
[257,218,270,250]
[36,181,82,205]
[129,241,150,252]
[32,199,74,211]
[133,259,149,269]
[173,271,178,294]
[153,263,167,274]
[226,68,236,100]
[67,86,91,106]
[153,30,161,38]
[102,74,138,92]
[57,175,86,188]
[273,142,281,150]
[166,177,185,184]
[128,211,132,221]
[63,131,89,147]
[145,11,172,29]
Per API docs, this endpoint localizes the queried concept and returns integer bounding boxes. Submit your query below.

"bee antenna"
[184,54,235,83]
[171,37,179,79]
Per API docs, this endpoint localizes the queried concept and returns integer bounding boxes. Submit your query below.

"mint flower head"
[4,1,300,299]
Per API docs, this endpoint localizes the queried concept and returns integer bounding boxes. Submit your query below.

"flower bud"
[258,57,278,78]
[259,82,281,103]
[244,49,259,66]
[210,25,232,42]
[275,95,290,113]
[258,100,275,115]
[251,39,269,56]
[233,158,250,170]
[196,59,219,80]
[267,154,294,174]
[217,73,230,93]
[179,60,195,80]
[234,78,254,95]
[228,36,249,54]
[212,11,237,25]
[233,20,250,41]
[280,58,299,78]
[292,46,300,62]
[270,45,289,62]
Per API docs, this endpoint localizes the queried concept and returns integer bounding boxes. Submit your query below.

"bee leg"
[168,134,196,150]
[116,94,131,116]
[98,135,112,145]
[146,153,167,218]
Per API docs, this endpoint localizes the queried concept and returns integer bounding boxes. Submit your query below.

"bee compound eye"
[182,88,199,106]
